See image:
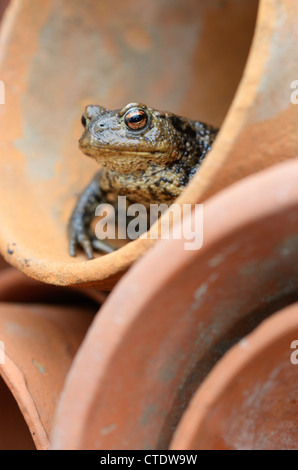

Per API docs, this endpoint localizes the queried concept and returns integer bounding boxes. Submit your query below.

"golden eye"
[124,108,149,130]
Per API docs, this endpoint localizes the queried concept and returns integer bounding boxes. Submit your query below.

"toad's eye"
[124,108,149,130]
[81,114,87,127]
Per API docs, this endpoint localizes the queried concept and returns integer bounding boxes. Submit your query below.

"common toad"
[68,103,218,258]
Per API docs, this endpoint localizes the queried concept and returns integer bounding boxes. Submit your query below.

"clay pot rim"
[0,0,270,288]
[0,299,95,450]
[0,353,50,450]
[170,303,298,450]
[4,155,298,289]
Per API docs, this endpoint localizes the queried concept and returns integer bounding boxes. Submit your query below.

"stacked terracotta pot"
[0,0,297,450]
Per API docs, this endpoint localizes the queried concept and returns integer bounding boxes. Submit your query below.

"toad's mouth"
[79,138,170,158]
[82,148,166,158]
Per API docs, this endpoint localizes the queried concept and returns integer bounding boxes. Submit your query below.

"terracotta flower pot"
[1,0,296,289]
[0,268,101,450]
[51,158,298,450]
[170,303,298,450]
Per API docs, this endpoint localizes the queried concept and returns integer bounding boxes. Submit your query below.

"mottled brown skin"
[68,102,218,258]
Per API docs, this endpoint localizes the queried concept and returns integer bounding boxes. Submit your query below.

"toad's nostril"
[94,122,105,132]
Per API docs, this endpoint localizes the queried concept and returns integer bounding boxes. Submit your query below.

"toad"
[68,102,218,258]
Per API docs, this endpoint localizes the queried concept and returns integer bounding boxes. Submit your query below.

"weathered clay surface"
[171,304,298,450]
[0,0,261,288]
[51,158,298,449]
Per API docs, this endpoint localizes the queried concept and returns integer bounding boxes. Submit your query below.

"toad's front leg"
[68,169,115,259]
